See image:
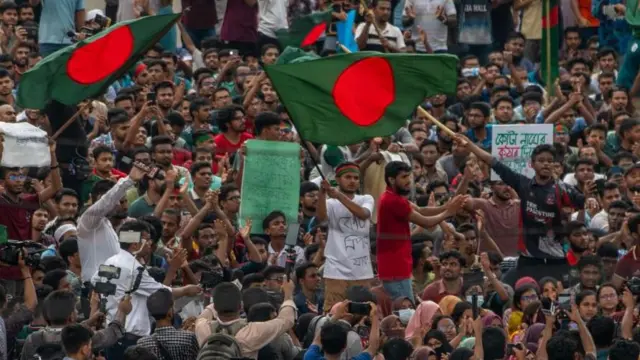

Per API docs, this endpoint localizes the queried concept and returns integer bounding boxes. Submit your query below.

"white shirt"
[92,249,169,336]
[324,194,375,281]
[268,243,305,268]
[403,0,456,51]
[589,210,609,231]
[354,22,405,51]
[77,177,135,282]
[257,0,288,38]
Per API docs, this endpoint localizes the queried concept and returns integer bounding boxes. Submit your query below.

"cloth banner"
[240,140,301,234]
[0,122,50,167]
[490,124,553,181]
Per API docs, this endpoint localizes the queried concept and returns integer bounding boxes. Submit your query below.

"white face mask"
[397,308,415,325]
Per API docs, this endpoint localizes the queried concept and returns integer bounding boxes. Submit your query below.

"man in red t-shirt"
[376,161,466,302]
[214,104,253,156]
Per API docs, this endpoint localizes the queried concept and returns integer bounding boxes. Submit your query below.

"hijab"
[405,301,441,340]
[439,295,462,316]
[381,315,405,339]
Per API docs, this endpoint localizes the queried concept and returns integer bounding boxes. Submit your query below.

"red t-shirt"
[376,187,413,280]
[214,132,254,156]
[615,247,640,280]
[0,192,39,280]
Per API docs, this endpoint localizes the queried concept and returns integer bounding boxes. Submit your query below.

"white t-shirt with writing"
[324,194,375,281]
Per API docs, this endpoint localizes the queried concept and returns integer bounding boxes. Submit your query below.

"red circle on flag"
[301,23,326,47]
[332,57,394,126]
[67,26,135,85]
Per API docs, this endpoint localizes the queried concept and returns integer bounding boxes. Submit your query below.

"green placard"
[240,140,301,234]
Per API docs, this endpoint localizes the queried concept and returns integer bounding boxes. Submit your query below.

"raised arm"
[37,141,63,202]
[409,195,467,229]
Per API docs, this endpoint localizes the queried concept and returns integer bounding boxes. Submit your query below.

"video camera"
[0,241,45,267]
[94,265,121,297]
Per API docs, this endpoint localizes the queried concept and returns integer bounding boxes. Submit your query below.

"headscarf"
[381,315,405,339]
[515,277,540,292]
[523,323,545,347]
[405,301,441,340]
[54,224,76,242]
[392,297,414,310]
[439,295,462,316]
[482,312,503,328]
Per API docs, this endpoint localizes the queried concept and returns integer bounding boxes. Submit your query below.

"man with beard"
[189,162,214,209]
[316,163,375,312]
[377,161,466,301]
[465,102,492,150]
[464,180,520,256]
[154,81,175,119]
[11,41,30,84]
[422,250,465,303]
[356,0,405,52]
[566,255,603,298]
[77,162,148,282]
[80,145,127,203]
[456,134,590,286]
[214,105,253,156]
[128,168,171,218]
[30,207,55,245]
[299,181,319,232]
[151,135,190,180]
[561,221,592,288]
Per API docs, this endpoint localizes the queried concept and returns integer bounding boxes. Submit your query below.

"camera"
[93,265,121,297]
[0,241,44,267]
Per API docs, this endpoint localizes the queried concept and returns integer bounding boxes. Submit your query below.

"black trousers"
[106,333,142,359]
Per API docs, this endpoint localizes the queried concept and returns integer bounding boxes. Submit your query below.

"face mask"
[397,308,415,325]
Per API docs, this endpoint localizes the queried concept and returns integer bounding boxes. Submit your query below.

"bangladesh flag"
[265,51,458,146]
[276,10,332,49]
[17,13,180,110]
[541,0,559,93]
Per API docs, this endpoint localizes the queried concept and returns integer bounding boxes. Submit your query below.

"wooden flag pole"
[51,102,91,141]
[338,44,455,138]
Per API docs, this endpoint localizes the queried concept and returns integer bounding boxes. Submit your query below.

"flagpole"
[545,0,552,95]
[51,102,92,140]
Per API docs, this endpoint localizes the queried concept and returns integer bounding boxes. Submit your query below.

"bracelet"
[50,165,59,169]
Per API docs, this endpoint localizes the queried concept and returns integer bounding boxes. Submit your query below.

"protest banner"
[0,122,50,168]
[240,140,301,234]
[491,124,553,180]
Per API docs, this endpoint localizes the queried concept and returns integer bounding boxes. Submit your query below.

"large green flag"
[276,11,332,49]
[265,51,458,146]
[541,0,559,93]
[17,13,180,110]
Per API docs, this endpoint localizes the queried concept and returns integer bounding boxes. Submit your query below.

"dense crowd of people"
[0,0,640,359]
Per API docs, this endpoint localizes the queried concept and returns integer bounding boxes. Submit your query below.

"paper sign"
[0,122,50,167]
[240,140,301,234]
[490,124,553,180]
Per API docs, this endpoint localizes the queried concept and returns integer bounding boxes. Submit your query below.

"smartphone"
[285,224,300,247]
[462,269,484,288]
[119,231,141,244]
[147,91,156,103]
[348,302,372,315]
[595,178,606,195]
[228,49,239,57]
[98,264,121,279]
[471,294,478,319]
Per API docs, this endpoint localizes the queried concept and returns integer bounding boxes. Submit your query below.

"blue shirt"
[39,0,85,45]
[466,124,493,150]
[293,290,324,315]
[535,113,587,134]
[303,345,372,360]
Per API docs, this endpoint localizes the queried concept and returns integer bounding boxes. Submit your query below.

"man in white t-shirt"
[316,162,375,313]
[355,0,406,52]
[402,0,456,52]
